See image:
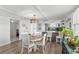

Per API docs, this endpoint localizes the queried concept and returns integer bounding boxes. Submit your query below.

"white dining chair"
[47,31,52,42]
[21,34,36,54]
[56,32,63,44]
[56,36,62,43]
[35,33,47,53]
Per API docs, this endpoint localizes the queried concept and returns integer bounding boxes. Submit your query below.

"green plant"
[74,36,79,47]
[62,27,73,37]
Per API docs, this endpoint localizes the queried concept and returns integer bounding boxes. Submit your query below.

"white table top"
[31,35,42,42]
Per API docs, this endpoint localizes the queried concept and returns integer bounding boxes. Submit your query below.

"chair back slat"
[42,33,47,45]
[47,31,52,37]
[21,34,31,46]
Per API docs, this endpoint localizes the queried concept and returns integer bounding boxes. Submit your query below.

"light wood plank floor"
[0,40,62,54]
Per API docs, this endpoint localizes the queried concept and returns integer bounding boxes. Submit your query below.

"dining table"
[30,35,43,52]
[30,35,43,43]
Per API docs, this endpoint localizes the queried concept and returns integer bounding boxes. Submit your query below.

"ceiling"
[0,5,78,21]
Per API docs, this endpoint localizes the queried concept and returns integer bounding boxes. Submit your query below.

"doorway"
[10,20,19,42]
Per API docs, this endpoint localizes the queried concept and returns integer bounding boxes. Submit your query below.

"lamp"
[30,14,38,23]
[10,17,16,23]
[30,14,38,35]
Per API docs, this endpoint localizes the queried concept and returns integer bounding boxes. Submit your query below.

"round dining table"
[31,35,43,42]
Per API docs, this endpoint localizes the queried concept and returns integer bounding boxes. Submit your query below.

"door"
[10,20,19,42]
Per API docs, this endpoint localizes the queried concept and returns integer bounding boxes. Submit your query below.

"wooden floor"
[0,40,62,54]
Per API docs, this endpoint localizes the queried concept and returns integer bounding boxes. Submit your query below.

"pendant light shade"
[30,14,38,23]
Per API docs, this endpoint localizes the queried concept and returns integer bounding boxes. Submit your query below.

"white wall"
[20,20,30,33]
[0,16,10,46]
[73,8,79,24]
[0,8,26,46]
[61,8,79,36]
[72,8,79,36]
[19,19,31,40]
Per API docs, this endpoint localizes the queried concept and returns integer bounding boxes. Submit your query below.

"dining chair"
[56,32,63,44]
[47,31,52,42]
[35,33,47,53]
[56,36,62,43]
[21,34,36,54]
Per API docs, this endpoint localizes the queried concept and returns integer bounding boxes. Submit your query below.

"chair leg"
[42,46,44,53]
[50,37,51,42]
[34,45,37,52]
[44,45,47,53]
[28,48,30,54]
[56,39,57,42]
[21,47,24,54]
[28,48,32,54]
[42,46,45,54]
[56,38,58,43]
